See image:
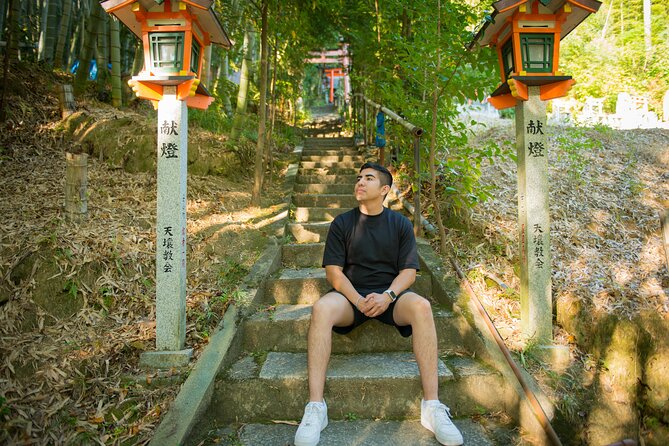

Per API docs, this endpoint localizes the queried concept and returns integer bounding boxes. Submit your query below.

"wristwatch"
[384,289,397,302]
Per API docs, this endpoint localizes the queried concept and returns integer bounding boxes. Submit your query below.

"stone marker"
[516,86,552,343]
[140,86,192,368]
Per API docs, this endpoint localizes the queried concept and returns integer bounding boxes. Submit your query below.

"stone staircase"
[192,134,519,445]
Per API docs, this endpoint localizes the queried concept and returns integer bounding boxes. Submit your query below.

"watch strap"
[384,289,397,302]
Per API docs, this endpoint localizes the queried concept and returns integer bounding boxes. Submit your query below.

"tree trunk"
[43,0,59,65]
[266,36,279,189]
[74,0,101,96]
[0,1,7,43]
[1,0,18,122]
[643,0,651,68]
[38,0,49,61]
[54,0,72,69]
[131,40,143,75]
[7,0,21,63]
[68,3,84,70]
[428,0,449,255]
[230,25,252,141]
[110,16,122,107]
[221,53,232,115]
[96,7,109,94]
[251,0,269,206]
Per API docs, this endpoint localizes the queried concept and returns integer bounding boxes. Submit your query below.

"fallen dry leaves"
[443,122,669,348]
[0,68,289,444]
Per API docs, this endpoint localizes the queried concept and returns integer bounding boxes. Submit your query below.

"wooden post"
[413,134,422,236]
[59,84,76,119]
[516,86,552,343]
[65,153,88,221]
[661,210,669,273]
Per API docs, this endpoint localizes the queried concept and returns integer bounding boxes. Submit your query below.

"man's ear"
[382,184,391,195]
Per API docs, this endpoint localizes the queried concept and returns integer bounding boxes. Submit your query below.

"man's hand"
[357,292,392,317]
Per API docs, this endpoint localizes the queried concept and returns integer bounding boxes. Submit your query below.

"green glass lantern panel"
[190,40,201,74]
[149,32,185,73]
[502,39,514,78]
[520,34,553,73]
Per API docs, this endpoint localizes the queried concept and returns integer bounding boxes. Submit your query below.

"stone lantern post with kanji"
[100,0,231,368]
[471,0,600,344]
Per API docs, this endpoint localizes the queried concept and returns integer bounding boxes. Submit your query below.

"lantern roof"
[470,0,601,48]
[100,0,232,49]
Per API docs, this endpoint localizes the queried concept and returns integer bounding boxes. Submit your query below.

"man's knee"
[395,293,433,324]
[311,293,351,326]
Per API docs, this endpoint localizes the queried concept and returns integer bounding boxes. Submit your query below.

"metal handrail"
[353,93,424,235]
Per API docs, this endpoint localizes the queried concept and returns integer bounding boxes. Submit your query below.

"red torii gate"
[323,67,346,103]
[305,45,351,103]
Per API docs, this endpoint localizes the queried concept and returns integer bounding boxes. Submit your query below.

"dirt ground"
[0,65,294,445]
[437,119,669,443]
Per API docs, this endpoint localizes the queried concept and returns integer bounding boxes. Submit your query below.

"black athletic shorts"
[329,289,414,337]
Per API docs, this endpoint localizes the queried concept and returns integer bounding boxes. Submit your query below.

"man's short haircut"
[359,162,393,188]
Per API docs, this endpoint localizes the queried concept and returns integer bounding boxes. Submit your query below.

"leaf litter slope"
[448,122,669,348]
[0,70,288,445]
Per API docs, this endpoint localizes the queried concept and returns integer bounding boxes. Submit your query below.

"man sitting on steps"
[294,162,464,446]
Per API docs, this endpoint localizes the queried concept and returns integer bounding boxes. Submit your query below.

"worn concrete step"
[294,183,355,195]
[215,419,495,446]
[304,137,354,146]
[243,305,464,353]
[296,174,358,185]
[265,268,432,303]
[301,155,362,163]
[288,222,331,243]
[293,194,358,208]
[299,167,360,177]
[281,243,324,268]
[300,149,361,157]
[213,352,505,423]
[300,160,362,169]
[294,207,351,223]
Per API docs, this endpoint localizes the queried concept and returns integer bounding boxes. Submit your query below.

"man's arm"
[325,265,364,307]
[360,268,417,317]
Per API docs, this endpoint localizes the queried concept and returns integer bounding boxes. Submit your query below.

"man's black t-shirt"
[322,207,420,294]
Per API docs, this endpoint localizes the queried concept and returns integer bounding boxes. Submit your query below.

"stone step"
[243,305,463,353]
[218,419,495,446]
[299,167,360,176]
[296,174,358,185]
[301,155,362,162]
[294,207,351,223]
[293,194,358,208]
[304,137,354,146]
[300,160,362,169]
[300,149,361,157]
[265,268,432,303]
[294,183,354,195]
[212,352,505,423]
[280,243,325,268]
[283,244,335,268]
[288,222,331,243]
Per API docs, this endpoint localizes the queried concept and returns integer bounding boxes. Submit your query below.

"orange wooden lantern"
[471,0,601,110]
[101,0,232,109]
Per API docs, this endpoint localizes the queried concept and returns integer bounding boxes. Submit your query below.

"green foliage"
[554,126,603,183]
[190,108,232,134]
[63,279,79,299]
[0,396,10,418]
[560,0,669,115]
[344,412,358,421]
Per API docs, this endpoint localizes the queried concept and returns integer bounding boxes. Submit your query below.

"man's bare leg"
[393,292,439,400]
[307,292,355,401]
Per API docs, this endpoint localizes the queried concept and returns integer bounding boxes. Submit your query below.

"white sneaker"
[421,399,464,446]
[294,400,328,446]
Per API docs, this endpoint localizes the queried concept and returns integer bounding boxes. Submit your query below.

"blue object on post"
[375,111,386,147]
